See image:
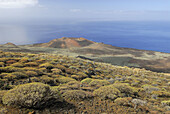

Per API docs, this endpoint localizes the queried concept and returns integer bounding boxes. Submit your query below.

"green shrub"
[6,60,17,64]
[112,83,137,97]
[58,81,81,94]
[56,76,76,84]
[11,62,24,68]
[75,72,88,80]
[4,74,17,81]
[143,79,150,83]
[0,79,7,88]
[36,59,46,64]
[0,67,7,72]
[24,67,43,75]
[114,97,132,106]
[151,91,170,97]
[161,100,170,106]
[89,79,110,87]
[64,68,75,74]
[51,68,62,74]
[93,85,120,100]
[71,75,79,80]
[65,81,81,90]
[56,65,66,70]
[12,72,28,79]
[19,58,29,63]
[81,78,93,84]
[142,84,160,93]
[0,62,4,67]
[0,73,8,78]
[5,66,24,72]
[2,83,61,109]
[62,90,93,101]
[131,99,147,108]
[2,84,14,90]
[27,54,36,57]
[40,75,54,84]
[25,71,38,77]
[0,58,7,62]
[39,63,54,69]
[0,90,7,103]
[25,62,38,67]
[0,107,8,114]
[39,68,47,72]
[30,77,40,82]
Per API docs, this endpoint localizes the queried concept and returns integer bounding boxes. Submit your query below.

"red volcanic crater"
[33,37,95,48]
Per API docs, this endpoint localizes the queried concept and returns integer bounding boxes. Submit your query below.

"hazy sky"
[0,0,170,45]
[0,0,170,23]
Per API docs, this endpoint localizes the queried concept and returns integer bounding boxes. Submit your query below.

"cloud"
[0,0,38,8]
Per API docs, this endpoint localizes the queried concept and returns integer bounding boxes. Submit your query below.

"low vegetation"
[0,50,169,113]
[2,83,61,109]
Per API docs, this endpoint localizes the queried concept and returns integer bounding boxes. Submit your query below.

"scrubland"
[0,50,169,114]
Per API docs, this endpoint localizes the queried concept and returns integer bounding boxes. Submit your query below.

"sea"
[0,21,170,53]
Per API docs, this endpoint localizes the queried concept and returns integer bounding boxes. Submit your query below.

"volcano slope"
[0,37,170,73]
[0,50,169,113]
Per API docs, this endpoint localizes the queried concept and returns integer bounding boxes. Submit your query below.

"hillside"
[0,37,170,73]
[30,37,170,73]
[32,37,95,48]
[0,50,169,113]
[0,42,18,48]
[71,42,170,73]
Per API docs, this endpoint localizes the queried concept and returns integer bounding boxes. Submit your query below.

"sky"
[0,0,170,45]
[0,0,170,24]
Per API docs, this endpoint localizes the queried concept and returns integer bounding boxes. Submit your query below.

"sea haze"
[0,21,170,53]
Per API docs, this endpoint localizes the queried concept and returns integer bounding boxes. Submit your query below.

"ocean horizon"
[0,21,170,53]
